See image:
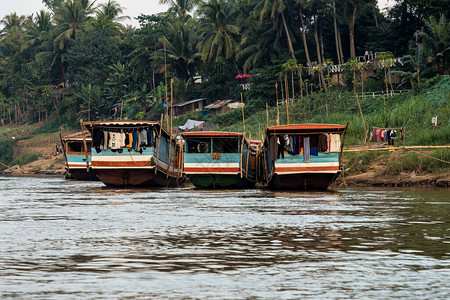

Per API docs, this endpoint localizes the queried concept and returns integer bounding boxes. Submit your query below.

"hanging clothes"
[269,136,278,162]
[93,128,103,148]
[126,132,133,148]
[140,129,148,146]
[147,128,153,146]
[131,131,138,150]
[303,136,310,162]
[109,132,120,149]
[278,136,285,159]
[310,147,318,156]
[318,134,328,152]
[329,134,341,152]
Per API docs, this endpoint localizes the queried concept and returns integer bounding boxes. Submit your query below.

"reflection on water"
[0,176,449,298]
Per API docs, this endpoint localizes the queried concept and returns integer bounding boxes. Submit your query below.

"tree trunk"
[372,0,379,28]
[320,28,325,64]
[299,5,311,67]
[333,0,342,65]
[337,23,345,63]
[349,7,357,59]
[313,14,327,92]
[281,13,296,60]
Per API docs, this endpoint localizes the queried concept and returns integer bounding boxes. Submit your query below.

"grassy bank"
[175,75,449,147]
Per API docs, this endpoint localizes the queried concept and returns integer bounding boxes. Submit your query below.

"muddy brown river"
[0,176,449,299]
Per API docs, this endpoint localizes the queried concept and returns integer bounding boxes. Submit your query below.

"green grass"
[0,140,15,170]
[385,149,450,175]
[208,75,449,147]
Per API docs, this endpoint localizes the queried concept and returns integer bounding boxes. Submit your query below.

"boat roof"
[83,120,160,127]
[266,123,346,134]
[181,131,243,138]
[62,131,91,141]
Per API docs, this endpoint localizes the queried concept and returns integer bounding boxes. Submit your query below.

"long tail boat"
[61,132,98,181]
[82,120,183,187]
[181,131,257,189]
[262,123,348,190]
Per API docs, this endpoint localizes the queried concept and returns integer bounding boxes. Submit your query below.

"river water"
[0,176,449,299]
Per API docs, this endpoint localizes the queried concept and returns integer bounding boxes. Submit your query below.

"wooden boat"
[181,131,257,189]
[262,124,348,190]
[62,132,98,181]
[82,120,183,187]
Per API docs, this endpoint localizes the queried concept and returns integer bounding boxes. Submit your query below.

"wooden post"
[240,136,244,178]
[155,114,163,174]
[80,119,90,172]
[167,79,173,178]
[339,121,350,167]
[59,129,69,172]
[245,134,251,178]
[266,103,269,128]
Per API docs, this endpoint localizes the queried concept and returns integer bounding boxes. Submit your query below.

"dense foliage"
[0,0,448,129]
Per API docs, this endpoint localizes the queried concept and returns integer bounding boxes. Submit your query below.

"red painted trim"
[184,167,239,173]
[267,124,346,132]
[92,161,153,167]
[275,166,339,172]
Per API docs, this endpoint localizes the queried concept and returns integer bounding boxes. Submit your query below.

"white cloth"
[109,132,121,149]
[329,134,341,152]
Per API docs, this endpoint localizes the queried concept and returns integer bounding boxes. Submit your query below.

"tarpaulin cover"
[179,119,205,130]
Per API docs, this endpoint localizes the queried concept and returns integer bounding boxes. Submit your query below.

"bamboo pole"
[266,103,269,128]
[245,134,251,178]
[164,43,168,130]
[276,83,280,125]
[167,82,174,179]
[240,136,244,178]
[241,93,246,134]
[343,145,450,152]
[79,119,90,172]
[284,75,290,125]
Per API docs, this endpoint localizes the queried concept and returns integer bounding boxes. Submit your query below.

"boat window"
[212,138,240,153]
[186,138,211,153]
[67,142,83,153]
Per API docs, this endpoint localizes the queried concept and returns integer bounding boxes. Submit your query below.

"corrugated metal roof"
[204,100,234,110]
[181,131,243,138]
[267,124,346,133]
[172,98,206,107]
[62,131,91,141]
[83,120,159,126]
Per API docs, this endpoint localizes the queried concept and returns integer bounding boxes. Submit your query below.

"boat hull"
[269,171,341,190]
[94,168,182,187]
[187,174,255,189]
[66,167,99,181]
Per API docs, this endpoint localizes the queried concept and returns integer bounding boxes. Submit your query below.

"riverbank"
[0,123,448,188]
[2,146,448,188]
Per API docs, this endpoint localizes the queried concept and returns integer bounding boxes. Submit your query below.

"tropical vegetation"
[0,0,448,136]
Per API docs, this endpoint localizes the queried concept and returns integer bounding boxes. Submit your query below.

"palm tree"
[257,0,296,60]
[421,14,450,75]
[238,19,277,71]
[91,0,130,34]
[21,10,53,54]
[52,0,94,82]
[197,0,240,69]
[152,18,200,84]
[159,0,199,19]
[296,0,312,67]
[341,0,369,59]
[305,0,328,91]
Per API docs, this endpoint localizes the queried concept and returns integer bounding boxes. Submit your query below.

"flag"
[114,106,117,114]
[163,43,166,50]
[275,82,278,88]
